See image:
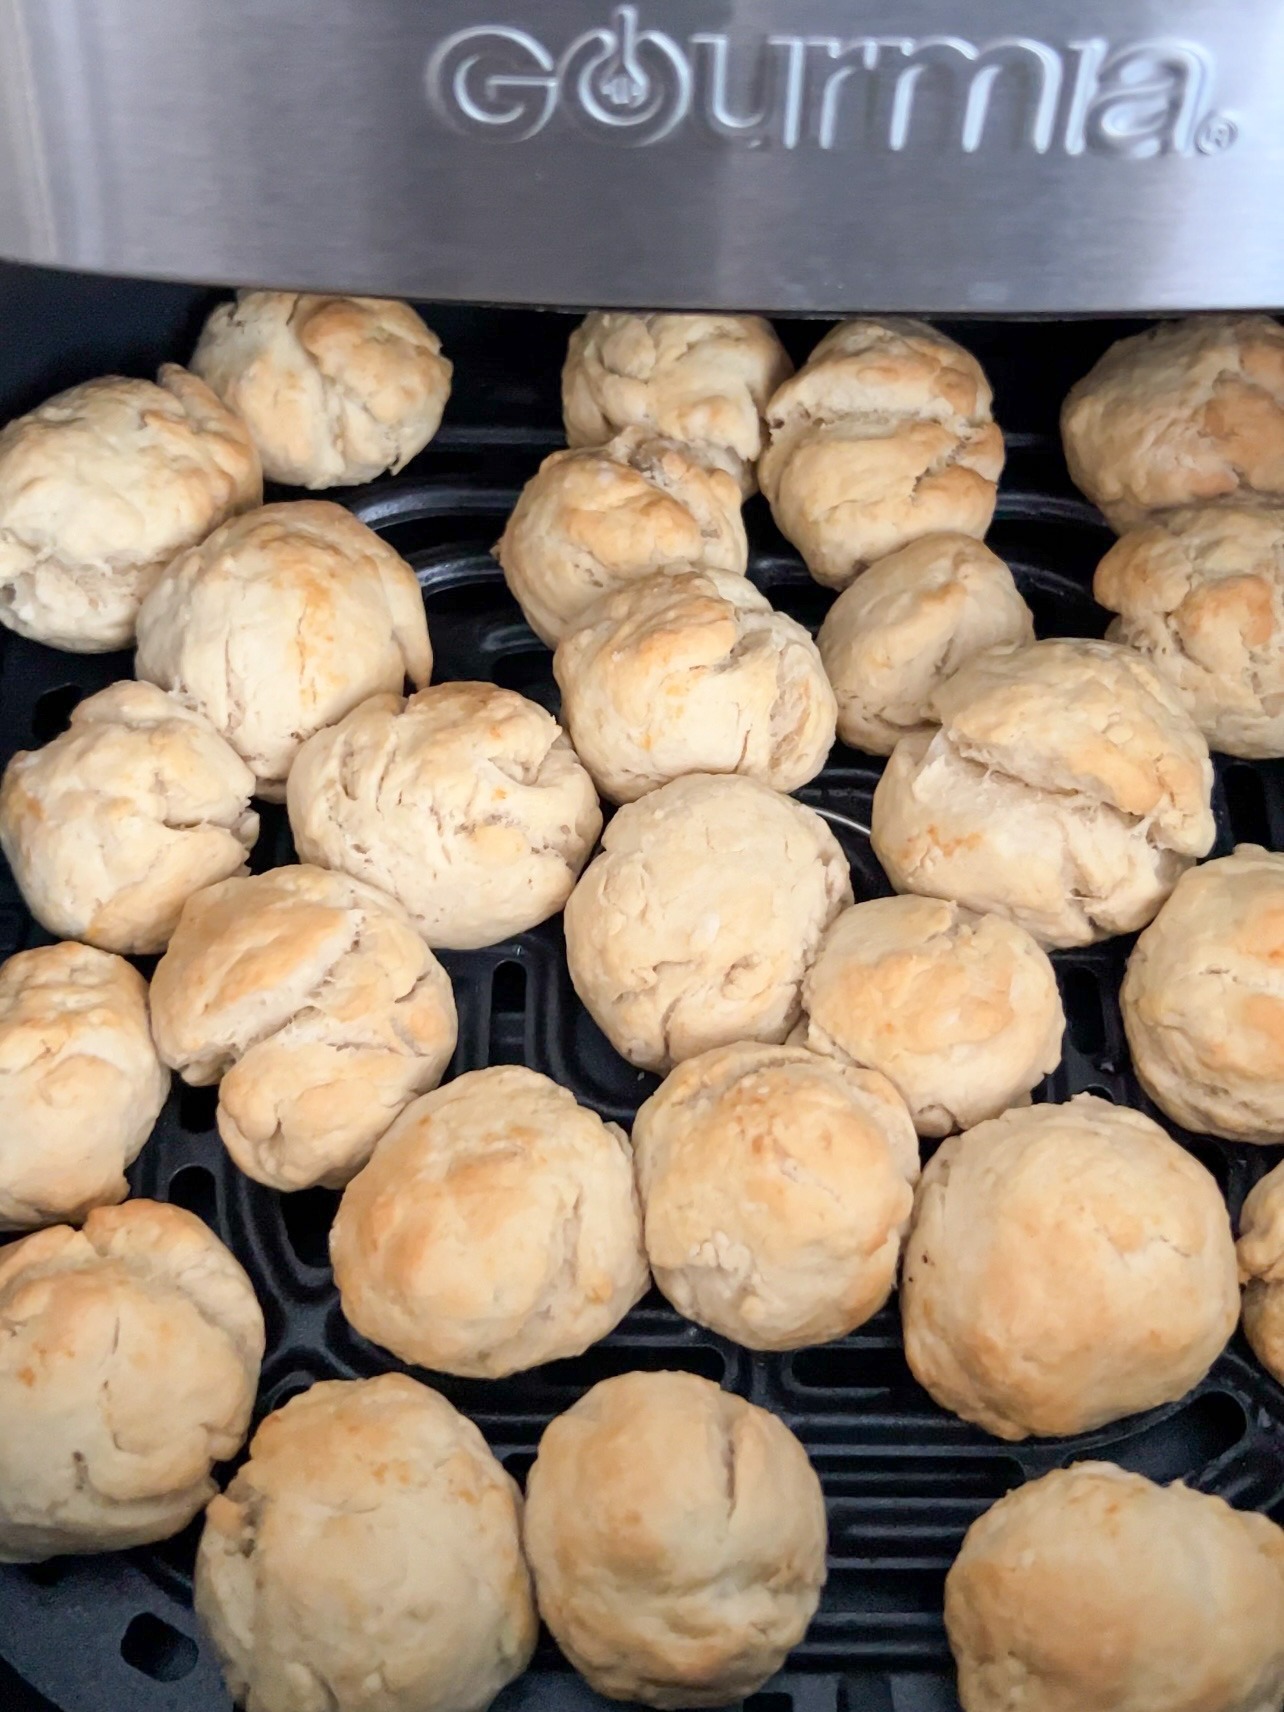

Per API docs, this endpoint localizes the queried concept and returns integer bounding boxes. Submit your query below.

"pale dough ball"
[192,290,452,488]
[0,680,259,955]
[871,638,1215,948]
[554,568,836,803]
[0,366,261,652]
[1062,314,1284,532]
[495,429,748,645]
[817,532,1034,754]
[1122,846,1284,1144]
[1095,507,1284,758]
[634,1041,918,1349]
[799,895,1063,1137]
[563,312,791,497]
[901,1095,1238,1441]
[151,866,457,1192]
[195,1374,536,1712]
[330,1066,647,1378]
[564,772,852,1073]
[136,500,432,800]
[945,1462,1284,1712]
[759,319,1004,589]
[1237,1160,1284,1386]
[0,943,169,1230]
[524,1371,827,1708]
[0,1200,264,1560]
[287,682,601,950]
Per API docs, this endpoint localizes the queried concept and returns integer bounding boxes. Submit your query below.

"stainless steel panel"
[0,0,1280,311]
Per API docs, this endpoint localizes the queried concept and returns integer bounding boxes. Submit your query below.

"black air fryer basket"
[2,272,1284,1712]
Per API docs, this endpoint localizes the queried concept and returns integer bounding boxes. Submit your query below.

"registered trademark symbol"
[1196,113,1238,153]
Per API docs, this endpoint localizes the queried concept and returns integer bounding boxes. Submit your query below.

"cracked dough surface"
[799,895,1063,1137]
[945,1462,1284,1712]
[1237,1159,1284,1387]
[286,682,601,950]
[817,532,1034,754]
[564,772,852,1072]
[192,291,452,489]
[901,1094,1238,1441]
[871,638,1215,948]
[330,1066,647,1378]
[554,568,835,803]
[1122,845,1284,1144]
[759,319,1004,589]
[524,1370,827,1708]
[495,429,748,646]
[634,1042,918,1350]
[151,865,457,1192]
[1095,507,1284,759]
[1062,314,1284,532]
[0,1199,264,1560]
[0,365,261,652]
[0,942,169,1230]
[195,1374,536,1712]
[562,312,791,497]
[0,680,259,955]
[136,500,431,800]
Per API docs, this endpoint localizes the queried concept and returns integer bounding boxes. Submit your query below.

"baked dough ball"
[564,773,851,1072]
[817,533,1034,754]
[195,1374,536,1712]
[331,1066,647,1377]
[1095,508,1284,759]
[1237,1160,1284,1386]
[0,1199,264,1561]
[1062,315,1284,532]
[0,680,259,955]
[799,896,1063,1137]
[134,500,431,800]
[901,1095,1238,1440]
[759,319,1005,590]
[151,866,457,1192]
[0,366,261,652]
[0,943,169,1230]
[554,569,836,803]
[562,312,791,497]
[635,1042,918,1349]
[871,638,1215,948]
[525,1370,826,1707]
[945,1462,1284,1712]
[495,429,748,646]
[287,683,601,950]
[1121,846,1284,1144]
[192,290,452,488]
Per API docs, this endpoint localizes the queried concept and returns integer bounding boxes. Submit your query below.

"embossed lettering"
[884,36,1064,154]
[425,25,558,140]
[559,6,691,144]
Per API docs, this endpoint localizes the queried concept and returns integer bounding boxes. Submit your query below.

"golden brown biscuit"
[192,290,451,488]
[0,1200,264,1560]
[1238,1159,1284,1386]
[0,681,259,955]
[524,1371,827,1707]
[945,1462,1284,1712]
[495,429,748,645]
[554,568,835,803]
[196,1374,536,1712]
[0,943,169,1229]
[901,1095,1238,1440]
[0,366,261,651]
[759,320,1004,589]
[634,1041,918,1349]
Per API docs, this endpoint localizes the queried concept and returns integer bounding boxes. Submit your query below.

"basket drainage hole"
[167,1165,218,1225]
[177,1084,219,1134]
[745,1696,792,1712]
[1222,764,1272,848]
[280,1186,341,1270]
[120,1613,198,1682]
[31,683,83,742]
[1060,964,1107,1060]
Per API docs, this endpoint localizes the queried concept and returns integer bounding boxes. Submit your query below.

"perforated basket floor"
[3,430,1284,1712]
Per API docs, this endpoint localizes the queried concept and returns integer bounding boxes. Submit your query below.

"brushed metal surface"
[0,0,1281,310]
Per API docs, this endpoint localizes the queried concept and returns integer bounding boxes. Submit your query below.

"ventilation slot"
[166,1165,218,1225]
[1060,963,1107,1061]
[177,1085,219,1135]
[1223,764,1272,848]
[119,1613,198,1682]
[280,1186,340,1271]
[31,683,83,742]
[487,960,528,1066]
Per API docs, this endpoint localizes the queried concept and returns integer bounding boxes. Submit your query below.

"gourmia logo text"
[426,7,1236,156]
